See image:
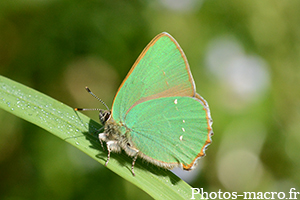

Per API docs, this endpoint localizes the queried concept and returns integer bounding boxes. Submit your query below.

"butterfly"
[76,32,213,176]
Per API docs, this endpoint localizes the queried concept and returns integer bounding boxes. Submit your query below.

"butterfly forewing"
[112,33,196,123]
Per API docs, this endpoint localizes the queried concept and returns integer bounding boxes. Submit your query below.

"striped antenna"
[74,87,110,111]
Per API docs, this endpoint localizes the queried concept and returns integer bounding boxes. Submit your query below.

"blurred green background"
[1,0,300,199]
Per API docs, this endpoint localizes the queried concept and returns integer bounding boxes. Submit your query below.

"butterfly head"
[99,110,111,125]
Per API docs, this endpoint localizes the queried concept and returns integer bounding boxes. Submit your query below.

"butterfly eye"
[99,110,111,125]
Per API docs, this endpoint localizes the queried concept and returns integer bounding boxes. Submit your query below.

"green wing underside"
[110,33,210,166]
[112,34,194,123]
[124,96,208,165]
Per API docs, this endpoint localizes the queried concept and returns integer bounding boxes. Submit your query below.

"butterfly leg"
[99,133,112,165]
[105,140,118,166]
[105,141,112,166]
[101,137,122,166]
[99,139,105,151]
[122,141,140,176]
[98,133,106,151]
[131,154,138,176]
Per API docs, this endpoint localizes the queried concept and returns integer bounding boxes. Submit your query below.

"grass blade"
[0,75,205,200]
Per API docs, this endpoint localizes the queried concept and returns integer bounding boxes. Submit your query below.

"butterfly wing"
[112,32,195,123]
[111,32,212,169]
[124,95,212,169]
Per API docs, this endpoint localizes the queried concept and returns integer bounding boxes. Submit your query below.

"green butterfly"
[78,32,213,176]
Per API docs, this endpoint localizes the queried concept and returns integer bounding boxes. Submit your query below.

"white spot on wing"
[179,135,183,141]
[183,120,185,123]
[174,99,178,104]
[182,128,185,132]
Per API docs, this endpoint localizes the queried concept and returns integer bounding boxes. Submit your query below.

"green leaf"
[0,75,205,200]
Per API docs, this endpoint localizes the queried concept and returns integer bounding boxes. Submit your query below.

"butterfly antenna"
[75,87,110,111]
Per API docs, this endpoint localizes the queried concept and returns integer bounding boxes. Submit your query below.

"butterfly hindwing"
[124,96,211,168]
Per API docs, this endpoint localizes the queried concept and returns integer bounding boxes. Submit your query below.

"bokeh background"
[1,0,300,199]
